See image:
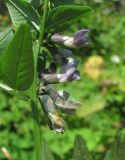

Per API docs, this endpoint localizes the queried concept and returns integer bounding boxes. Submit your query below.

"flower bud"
[48,112,65,133]
[39,95,65,133]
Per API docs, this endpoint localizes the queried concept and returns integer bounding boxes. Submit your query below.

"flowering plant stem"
[31,98,42,160]
[31,43,41,160]
[31,1,49,159]
[39,0,49,46]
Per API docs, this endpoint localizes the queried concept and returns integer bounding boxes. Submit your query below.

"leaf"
[6,0,40,31]
[50,0,75,6]
[73,135,93,160]
[77,94,106,118]
[104,130,125,160]
[104,151,113,160]
[23,0,42,8]
[0,24,34,91]
[0,82,30,100]
[0,28,14,56]
[42,138,55,160]
[0,82,13,91]
[47,5,92,32]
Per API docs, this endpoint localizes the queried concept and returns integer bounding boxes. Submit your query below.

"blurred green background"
[0,0,125,160]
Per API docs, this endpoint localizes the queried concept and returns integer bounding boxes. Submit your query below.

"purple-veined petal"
[58,90,70,100]
[61,58,79,73]
[73,29,90,39]
[69,70,81,81]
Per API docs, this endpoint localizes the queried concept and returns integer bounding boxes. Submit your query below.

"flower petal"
[73,29,90,39]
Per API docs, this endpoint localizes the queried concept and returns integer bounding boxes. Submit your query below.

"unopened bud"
[48,113,65,133]
[39,95,65,133]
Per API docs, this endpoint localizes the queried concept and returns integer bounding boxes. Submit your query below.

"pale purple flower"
[41,58,80,84]
[51,29,90,48]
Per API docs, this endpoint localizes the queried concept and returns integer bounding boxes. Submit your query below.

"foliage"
[0,28,13,55]
[73,135,93,160]
[0,25,34,90]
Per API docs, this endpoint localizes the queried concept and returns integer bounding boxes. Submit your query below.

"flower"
[42,85,81,114]
[51,29,90,48]
[38,85,81,133]
[38,29,90,133]
[41,58,80,84]
[39,94,65,133]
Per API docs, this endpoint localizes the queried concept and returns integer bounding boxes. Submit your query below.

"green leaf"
[47,5,92,32]
[104,151,113,160]
[0,82,13,91]
[0,28,14,56]
[104,130,125,160]
[6,0,40,31]
[23,0,42,8]
[42,138,55,160]
[50,0,75,6]
[73,135,93,160]
[0,24,34,91]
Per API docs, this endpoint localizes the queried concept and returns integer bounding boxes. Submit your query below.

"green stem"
[31,1,49,159]
[31,99,41,160]
[31,43,42,160]
[39,0,49,46]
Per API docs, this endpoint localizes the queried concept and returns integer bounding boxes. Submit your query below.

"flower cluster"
[38,29,90,133]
